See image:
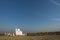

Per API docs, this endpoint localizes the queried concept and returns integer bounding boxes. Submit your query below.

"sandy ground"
[0,35,60,40]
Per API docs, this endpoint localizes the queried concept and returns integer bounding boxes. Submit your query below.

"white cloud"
[51,18,60,21]
[50,0,60,6]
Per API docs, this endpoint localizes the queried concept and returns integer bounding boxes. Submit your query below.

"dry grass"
[0,35,60,40]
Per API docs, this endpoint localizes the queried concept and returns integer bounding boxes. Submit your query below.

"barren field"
[0,35,60,40]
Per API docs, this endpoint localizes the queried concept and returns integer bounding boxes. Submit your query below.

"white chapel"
[15,28,23,35]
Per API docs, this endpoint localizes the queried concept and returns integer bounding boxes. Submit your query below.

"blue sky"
[0,0,60,32]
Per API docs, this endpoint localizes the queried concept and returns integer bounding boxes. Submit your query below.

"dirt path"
[0,35,60,40]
